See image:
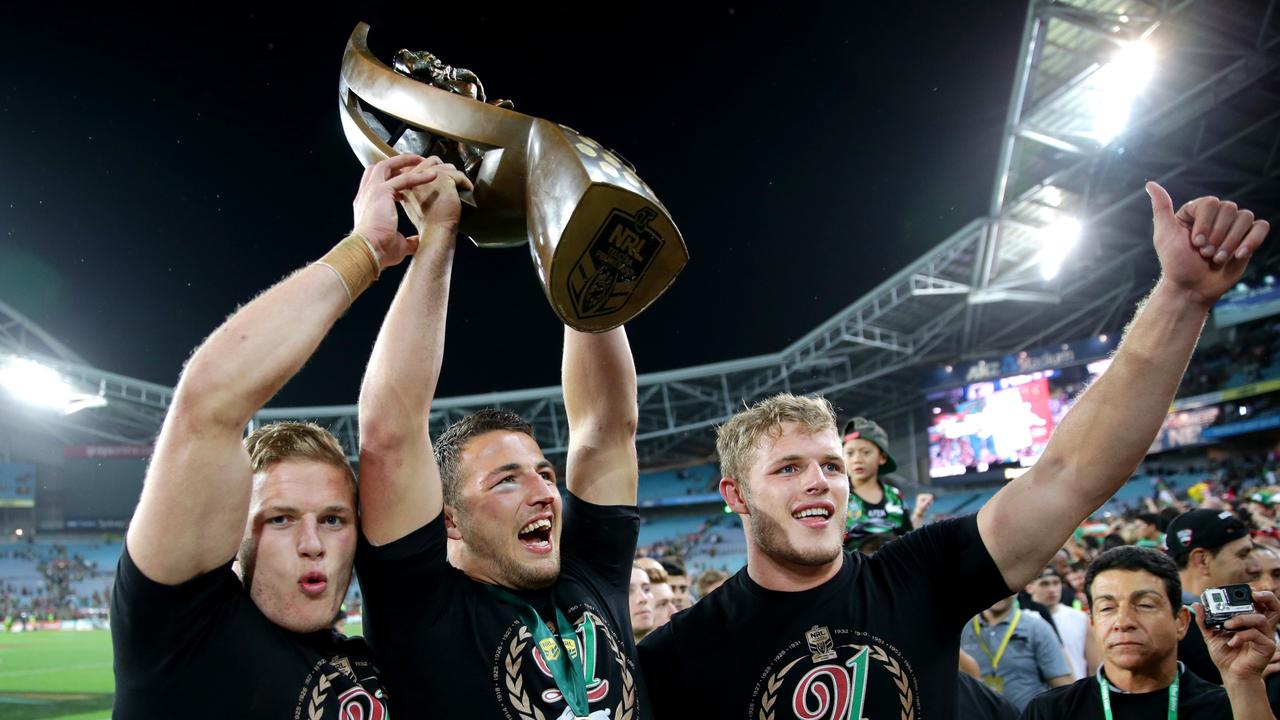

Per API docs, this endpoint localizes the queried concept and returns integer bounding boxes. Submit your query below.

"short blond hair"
[245,421,355,487]
[642,565,669,585]
[693,568,729,598]
[715,393,837,482]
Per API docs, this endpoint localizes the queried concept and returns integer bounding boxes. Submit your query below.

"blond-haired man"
[638,184,1271,718]
[112,153,467,717]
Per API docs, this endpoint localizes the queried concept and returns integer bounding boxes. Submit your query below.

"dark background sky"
[1,3,1026,407]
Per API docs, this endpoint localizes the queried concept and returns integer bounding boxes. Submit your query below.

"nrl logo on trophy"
[338,23,688,332]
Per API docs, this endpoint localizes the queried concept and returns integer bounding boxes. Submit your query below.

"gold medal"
[982,674,1004,693]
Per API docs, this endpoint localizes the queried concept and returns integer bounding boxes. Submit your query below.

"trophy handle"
[339,23,530,246]
[339,23,531,151]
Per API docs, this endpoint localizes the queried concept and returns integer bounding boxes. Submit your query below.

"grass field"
[0,624,363,719]
[0,631,113,720]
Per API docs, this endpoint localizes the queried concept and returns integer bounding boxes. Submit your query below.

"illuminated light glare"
[1099,334,1109,343]
[14,529,23,537]
[0,356,107,415]
[1041,185,1065,208]
[944,365,954,373]
[1,357,73,409]
[1088,42,1155,145]
[1240,406,1249,416]
[1039,218,1082,280]
[1087,358,1114,375]
[932,407,942,415]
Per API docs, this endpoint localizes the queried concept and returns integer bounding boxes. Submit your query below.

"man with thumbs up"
[637,184,1271,720]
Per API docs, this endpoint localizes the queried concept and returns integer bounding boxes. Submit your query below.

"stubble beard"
[238,536,354,634]
[747,498,841,568]
[461,512,561,590]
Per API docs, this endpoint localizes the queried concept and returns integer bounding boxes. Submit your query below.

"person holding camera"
[1022,546,1278,719]
[1165,508,1262,684]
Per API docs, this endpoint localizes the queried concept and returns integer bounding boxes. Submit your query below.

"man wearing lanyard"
[1022,546,1277,719]
[962,595,1073,711]
[351,155,648,718]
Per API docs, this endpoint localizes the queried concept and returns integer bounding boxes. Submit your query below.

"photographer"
[1165,509,1262,684]
[1023,546,1277,719]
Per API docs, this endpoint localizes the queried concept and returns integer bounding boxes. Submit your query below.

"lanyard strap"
[973,607,1021,671]
[1095,668,1178,720]
[485,586,591,718]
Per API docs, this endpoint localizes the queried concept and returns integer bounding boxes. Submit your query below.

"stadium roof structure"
[3,0,1278,480]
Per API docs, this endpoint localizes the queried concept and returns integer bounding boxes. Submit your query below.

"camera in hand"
[1200,583,1254,629]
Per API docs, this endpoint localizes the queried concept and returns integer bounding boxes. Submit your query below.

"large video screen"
[927,361,1109,479]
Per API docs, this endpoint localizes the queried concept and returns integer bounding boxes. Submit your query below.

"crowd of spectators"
[1,542,114,628]
[1180,315,1280,397]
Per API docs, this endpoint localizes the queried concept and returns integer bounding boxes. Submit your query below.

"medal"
[485,586,593,718]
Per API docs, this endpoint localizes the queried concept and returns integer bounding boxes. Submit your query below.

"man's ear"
[444,505,463,541]
[720,476,749,515]
[1190,547,1212,577]
[1175,605,1191,641]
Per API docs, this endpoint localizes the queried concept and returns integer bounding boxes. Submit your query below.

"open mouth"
[299,571,328,597]
[518,517,553,554]
[792,504,834,528]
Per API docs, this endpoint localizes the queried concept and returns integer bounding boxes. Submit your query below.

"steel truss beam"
[5,0,1277,480]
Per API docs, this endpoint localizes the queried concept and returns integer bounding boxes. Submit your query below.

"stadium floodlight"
[0,356,107,415]
[1088,42,1155,145]
[1038,218,1082,280]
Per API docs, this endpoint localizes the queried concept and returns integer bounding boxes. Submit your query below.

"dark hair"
[1102,533,1127,552]
[1172,542,1228,571]
[434,408,536,507]
[1136,513,1160,527]
[659,557,686,578]
[1085,546,1182,617]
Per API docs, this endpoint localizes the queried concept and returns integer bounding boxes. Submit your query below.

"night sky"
[1,3,1027,407]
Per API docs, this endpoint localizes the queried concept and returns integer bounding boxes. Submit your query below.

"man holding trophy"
[345,24,683,719]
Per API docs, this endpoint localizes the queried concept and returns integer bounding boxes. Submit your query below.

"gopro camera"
[1200,584,1255,629]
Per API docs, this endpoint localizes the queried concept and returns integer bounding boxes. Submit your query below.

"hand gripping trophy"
[338,23,688,332]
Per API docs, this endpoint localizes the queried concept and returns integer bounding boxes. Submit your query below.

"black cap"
[1163,509,1249,559]
[841,417,898,474]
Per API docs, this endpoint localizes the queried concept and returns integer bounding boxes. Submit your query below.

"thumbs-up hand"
[1146,181,1270,307]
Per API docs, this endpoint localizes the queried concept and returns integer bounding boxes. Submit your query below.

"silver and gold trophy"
[338,23,688,332]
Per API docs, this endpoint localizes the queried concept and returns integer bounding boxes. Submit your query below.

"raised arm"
[563,327,639,506]
[125,154,434,585]
[357,158,473,545]
[978,182,1270,589]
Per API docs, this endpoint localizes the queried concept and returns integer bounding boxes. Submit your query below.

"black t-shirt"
[111,546,387,718]
[356,492,648,718]
[1020,666,1232,719]
[638,514,1010,719]
[958,671,1021,720]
